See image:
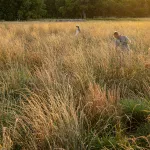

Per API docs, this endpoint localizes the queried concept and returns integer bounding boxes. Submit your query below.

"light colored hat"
[114,31,119,35]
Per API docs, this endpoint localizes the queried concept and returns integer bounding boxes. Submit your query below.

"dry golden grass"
[0,21,150,149]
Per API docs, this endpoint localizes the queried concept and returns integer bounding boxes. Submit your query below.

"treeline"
[0,0,150,20]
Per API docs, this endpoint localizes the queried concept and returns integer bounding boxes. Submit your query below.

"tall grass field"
[0,21,150,150]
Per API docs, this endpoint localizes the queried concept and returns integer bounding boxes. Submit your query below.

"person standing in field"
[113,31,131,67]
[114,31,130,51]
[75,26,81,36]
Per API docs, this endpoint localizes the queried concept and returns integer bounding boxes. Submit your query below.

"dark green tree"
[18,0,46,20]
[0,0,46,20]
[0,0,150,20]
[45,0,57,18]
[0,0,20,20]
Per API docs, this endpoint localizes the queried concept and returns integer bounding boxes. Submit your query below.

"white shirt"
[116,35,130,51]
[75,28,80,36]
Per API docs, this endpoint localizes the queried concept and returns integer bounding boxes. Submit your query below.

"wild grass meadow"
[0,21,150,150]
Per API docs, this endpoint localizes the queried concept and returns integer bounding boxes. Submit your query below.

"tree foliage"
[0,0,46,20]
[0,0,150,20]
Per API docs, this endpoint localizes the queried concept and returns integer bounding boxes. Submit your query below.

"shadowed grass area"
[0,21,150,149]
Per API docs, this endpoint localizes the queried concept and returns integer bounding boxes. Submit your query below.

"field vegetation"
[0,21,150,150]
